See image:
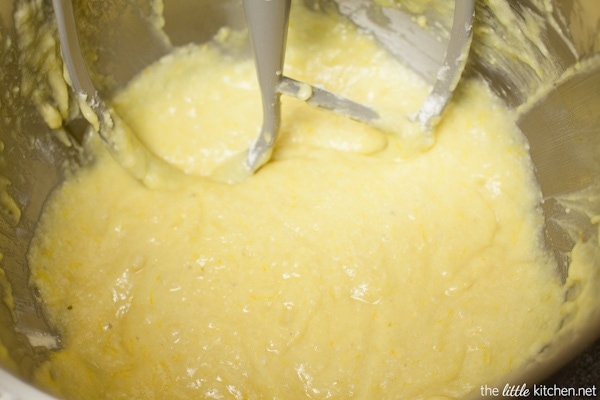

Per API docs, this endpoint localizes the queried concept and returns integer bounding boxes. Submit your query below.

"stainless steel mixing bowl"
[0,0,599,398]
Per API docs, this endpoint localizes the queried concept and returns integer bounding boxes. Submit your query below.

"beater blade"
[243,0,474,171]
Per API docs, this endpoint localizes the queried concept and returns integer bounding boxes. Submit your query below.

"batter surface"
[29,3,566,399]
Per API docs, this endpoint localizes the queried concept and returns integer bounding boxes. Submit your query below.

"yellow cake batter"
[27,2,570,399]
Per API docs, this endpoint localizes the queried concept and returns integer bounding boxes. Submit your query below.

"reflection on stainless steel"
[0,0,598,397]
[520,64,600,198]
[518,61,600,277]
[0,0,66,377]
